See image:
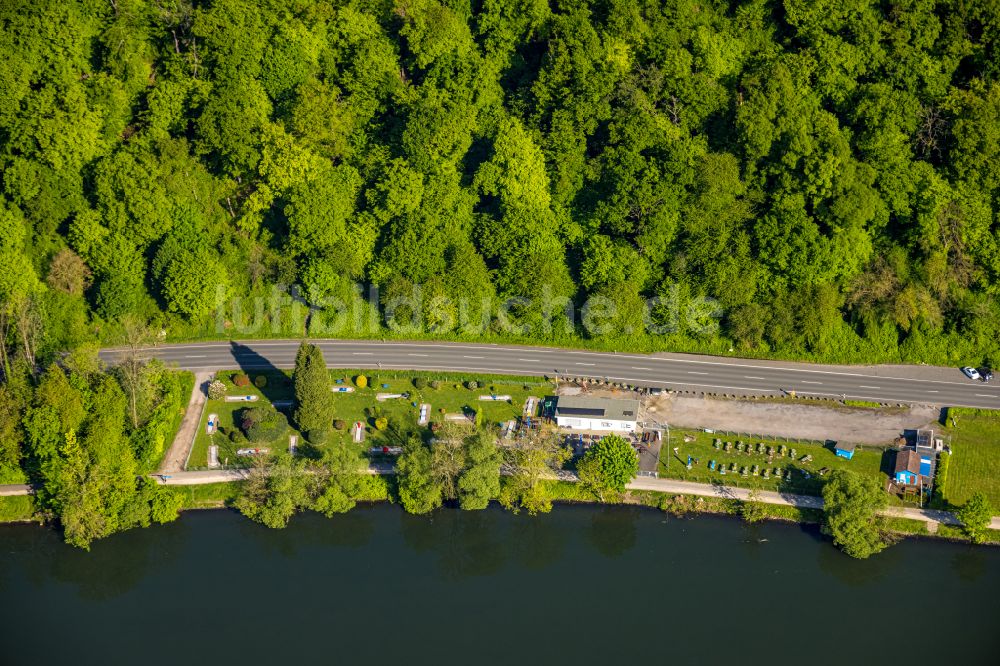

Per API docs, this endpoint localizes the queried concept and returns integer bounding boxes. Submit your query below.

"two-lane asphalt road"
[99,339,1000,409]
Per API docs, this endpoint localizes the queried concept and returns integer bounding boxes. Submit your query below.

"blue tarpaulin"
[919,457,932,476]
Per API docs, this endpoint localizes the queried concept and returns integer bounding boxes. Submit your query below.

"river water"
[1,505,997,665]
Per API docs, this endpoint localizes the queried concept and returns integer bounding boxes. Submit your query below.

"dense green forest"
[2,0,1000,372]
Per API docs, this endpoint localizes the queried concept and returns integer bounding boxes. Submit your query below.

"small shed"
[833,442,856,460]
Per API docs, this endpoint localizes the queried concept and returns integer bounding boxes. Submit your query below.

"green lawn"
[169,482,243,509]
[189,370,296,469]
[883,517,930,536]
[0,495,37,522]
[939,409,1000,508]
[658,429,886,496]
[188,369,552,469]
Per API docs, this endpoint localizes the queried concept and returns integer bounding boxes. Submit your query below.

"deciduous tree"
[499,430,568,516]
[822,470,890,559]
[396,436,443,515]
[955,492,994,545]
[235,454,313,529]
[458,429,501,510]
[577,434,638,501]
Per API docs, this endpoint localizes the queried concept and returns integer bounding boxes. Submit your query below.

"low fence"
[692,430,833,448]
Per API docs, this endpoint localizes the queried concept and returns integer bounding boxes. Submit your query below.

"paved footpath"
[3,470,998,530]
[627,476,1000,528]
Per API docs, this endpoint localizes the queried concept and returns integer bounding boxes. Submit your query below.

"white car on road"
[962,367,981,381]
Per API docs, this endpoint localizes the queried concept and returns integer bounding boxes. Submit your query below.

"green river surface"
[1,504,997,665]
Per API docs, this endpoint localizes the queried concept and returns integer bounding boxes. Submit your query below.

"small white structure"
[554,396,639,432]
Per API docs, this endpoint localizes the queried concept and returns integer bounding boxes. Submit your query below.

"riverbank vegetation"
[821,470,891,559]
[2,0,1000,379]
[0,353,193,548]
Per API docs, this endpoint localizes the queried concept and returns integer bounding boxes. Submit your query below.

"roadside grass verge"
[149,306,957,368]
[657,429,886,496]
[938,409,1000,508]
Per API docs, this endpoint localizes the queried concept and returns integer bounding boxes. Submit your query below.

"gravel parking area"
[642,394,940,445]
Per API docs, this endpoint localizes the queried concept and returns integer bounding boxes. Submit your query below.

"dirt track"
[159,371,213,473]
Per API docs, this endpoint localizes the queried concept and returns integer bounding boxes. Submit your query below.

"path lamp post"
[658,422,670,475]
[665,422,670,471]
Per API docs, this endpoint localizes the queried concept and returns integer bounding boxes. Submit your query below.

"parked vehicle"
[962,366,981,381]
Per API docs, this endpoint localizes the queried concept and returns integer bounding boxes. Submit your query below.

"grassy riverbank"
[0,496,38,523]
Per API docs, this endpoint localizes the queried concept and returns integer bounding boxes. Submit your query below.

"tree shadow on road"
[228,340,292,406]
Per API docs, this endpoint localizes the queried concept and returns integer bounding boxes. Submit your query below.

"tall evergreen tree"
[293,342,334,442]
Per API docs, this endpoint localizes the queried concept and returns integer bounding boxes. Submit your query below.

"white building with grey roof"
[553,395,639,432]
